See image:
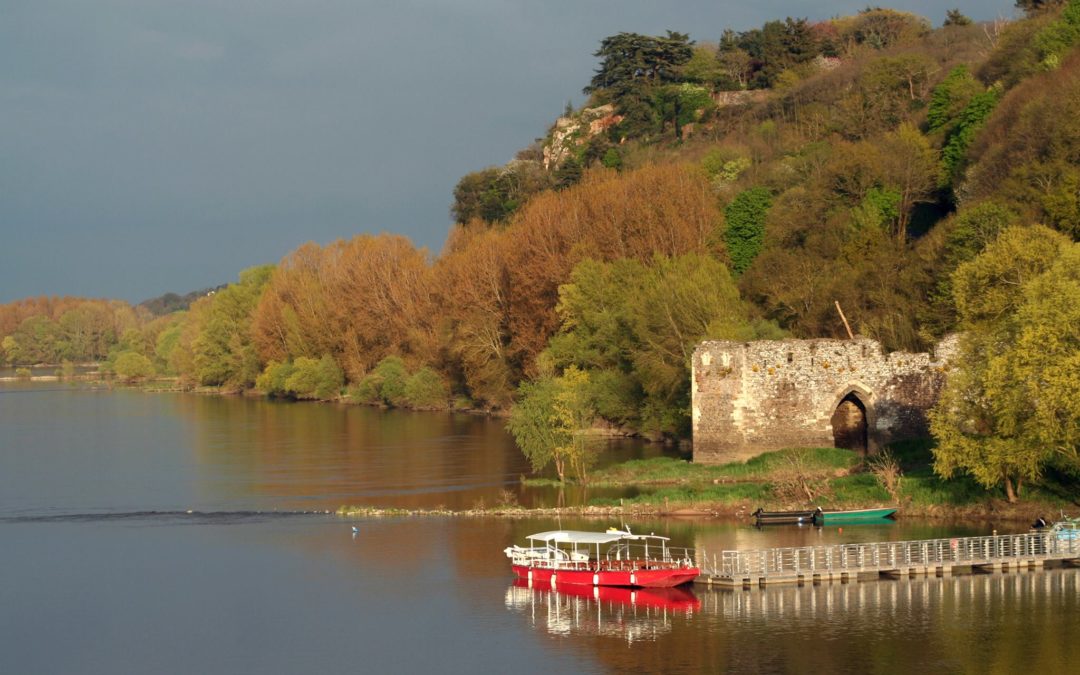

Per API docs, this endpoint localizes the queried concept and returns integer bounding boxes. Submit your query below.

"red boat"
[504,528,699,588]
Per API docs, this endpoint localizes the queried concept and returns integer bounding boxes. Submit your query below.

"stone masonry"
[691,336,959,464]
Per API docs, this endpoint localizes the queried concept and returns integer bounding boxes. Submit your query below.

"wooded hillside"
[4,4,1079,461]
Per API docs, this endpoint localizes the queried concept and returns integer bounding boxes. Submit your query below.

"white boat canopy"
[525,530,669,545]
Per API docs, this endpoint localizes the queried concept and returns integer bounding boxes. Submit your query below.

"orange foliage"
[239,164,722,403]
[251,234,437,381]
[434,227,515,405]
[500,164,722,371]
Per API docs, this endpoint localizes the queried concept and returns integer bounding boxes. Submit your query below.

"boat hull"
[512,564,699,588]
[511,578,701,610]
[816,508,897,524]
[753,509,817,525]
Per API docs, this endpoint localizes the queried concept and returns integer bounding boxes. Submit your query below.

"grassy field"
[558,441,1078,520]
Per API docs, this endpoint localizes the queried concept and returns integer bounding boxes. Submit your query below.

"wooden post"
[835,301,854,339]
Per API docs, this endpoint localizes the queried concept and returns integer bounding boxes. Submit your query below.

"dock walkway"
[695,530,1080,588]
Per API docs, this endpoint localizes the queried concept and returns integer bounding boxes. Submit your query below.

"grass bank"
[523,442,1079,523]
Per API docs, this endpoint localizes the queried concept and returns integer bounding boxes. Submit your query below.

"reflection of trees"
[174,392,667,510]
[176,394,528,510]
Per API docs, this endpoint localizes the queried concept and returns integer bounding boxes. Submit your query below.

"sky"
[1,0,1017,304]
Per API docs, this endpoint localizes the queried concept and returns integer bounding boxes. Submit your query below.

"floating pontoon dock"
[695,530,1080,588]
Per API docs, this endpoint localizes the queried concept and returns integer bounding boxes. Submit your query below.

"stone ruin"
[691,336,959,464]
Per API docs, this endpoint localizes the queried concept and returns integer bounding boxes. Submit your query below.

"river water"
[1,382,1078,674]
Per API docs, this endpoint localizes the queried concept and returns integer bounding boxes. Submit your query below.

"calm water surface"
[1,383,1078,674]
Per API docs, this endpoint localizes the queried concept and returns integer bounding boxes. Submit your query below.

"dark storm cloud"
[0,1,1015,302]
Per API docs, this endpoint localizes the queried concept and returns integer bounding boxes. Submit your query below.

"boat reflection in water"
[504,578,699,643]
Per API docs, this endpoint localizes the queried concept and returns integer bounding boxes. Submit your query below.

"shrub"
[284,355,343,400]
[256,360,296,396]
[403,367,449,408]
[350,374,383,404]
[113,351,155,381]
[372,356,409,406]
[350,356,409,406]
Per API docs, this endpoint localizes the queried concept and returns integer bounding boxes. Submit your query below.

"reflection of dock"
[694,567,1079,618]
[695,531,1080,587]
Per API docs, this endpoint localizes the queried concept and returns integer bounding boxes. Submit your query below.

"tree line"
[3,3,1079,499]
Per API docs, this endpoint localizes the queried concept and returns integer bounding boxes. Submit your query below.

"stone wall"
[691,336,958,464]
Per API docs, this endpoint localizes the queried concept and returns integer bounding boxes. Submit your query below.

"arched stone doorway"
[831,392,868,454]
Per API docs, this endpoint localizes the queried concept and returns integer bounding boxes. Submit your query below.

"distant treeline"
[138,286,228,317]
[3,3,1079,457]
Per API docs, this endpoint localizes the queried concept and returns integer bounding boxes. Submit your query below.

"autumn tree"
[435,226,516,407]
[252,234,437,382]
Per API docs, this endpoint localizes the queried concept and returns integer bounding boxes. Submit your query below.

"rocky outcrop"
[543,104,623,170]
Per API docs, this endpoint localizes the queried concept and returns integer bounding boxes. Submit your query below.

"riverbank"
[337,444,1077,524]
[6,374,1072,523]
[332,500,1067,524]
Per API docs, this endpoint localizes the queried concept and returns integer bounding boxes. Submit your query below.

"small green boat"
[814,507,897,525]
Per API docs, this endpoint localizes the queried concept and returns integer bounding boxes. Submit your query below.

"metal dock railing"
[695,530,1080,587]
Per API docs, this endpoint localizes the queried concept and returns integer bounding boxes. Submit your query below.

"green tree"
[724,188,772,275]
[191,265,274,388]
[654,83,715,139]
[551,366,599,483]
[1007,246,1080,469]
[546,254,779,437]
[851,186,901,232]
[585,31,693,138]
[5,316,62,364]
[113,351,155,382]
[926,66,982,134]
[930,225,1072,501]
[403,367,450,409]
[681,44,725,87]
[352,356,410,406]
[507,366,597,483]
[585,31,693,94]
[944,9,972,26]
[256,360,296,396]
[153,316,185,375]
[600,147,623,170]
[284,355,343,400]
[507,376,569,480]
[941,87,1001,186]
[1016,0,1067,16]
[451,162,550,225]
